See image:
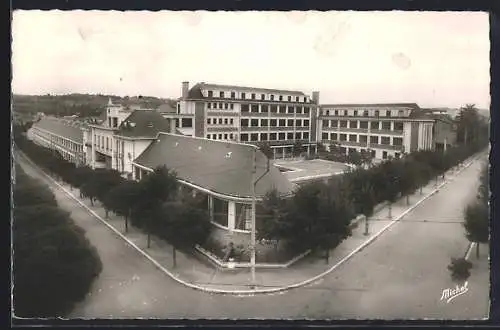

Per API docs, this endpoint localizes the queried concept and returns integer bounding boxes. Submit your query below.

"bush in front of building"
[12,165,102,318]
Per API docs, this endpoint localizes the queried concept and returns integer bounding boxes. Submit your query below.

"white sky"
[12,10,490,108]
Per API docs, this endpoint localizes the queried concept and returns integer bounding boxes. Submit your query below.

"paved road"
[15,151,489,320]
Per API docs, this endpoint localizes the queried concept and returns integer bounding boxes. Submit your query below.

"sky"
[12,10,490,109]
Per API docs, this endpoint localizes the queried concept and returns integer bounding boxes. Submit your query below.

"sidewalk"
[22,150,486,293]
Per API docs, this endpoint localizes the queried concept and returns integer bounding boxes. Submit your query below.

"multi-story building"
[85,99,175,177]
[27,116,86,165]
[162,82,321,159]
[317,103,436,160]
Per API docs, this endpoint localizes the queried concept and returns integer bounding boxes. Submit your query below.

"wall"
[194,102,205,137]
[410,122,420,152]
[123,139,154,173]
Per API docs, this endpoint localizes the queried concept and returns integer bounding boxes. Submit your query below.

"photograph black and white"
[11,10,491,321]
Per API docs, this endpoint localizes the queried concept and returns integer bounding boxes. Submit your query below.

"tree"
[102,180,141,233]
[447,257,472,283]
[456,104,481,146]
[346,150,362,166]
[399,160,419,205]
[257,142,273,159]
[256,189,288,251]
[463,201,489,259]
[377,160,401,218]
[292,141,303,158]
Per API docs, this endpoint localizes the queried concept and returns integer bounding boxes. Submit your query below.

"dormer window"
[288,96,292,102]
[270,95,274,101]
[231,91,235,98]
[279,95,283,101]
[241,92,246,99]
[386,110,391,117]
[208,91,213,97]
[220,91,224,98]
[251,93,256,100]
[261,94,265,100]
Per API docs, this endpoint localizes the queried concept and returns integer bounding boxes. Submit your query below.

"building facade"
[317,103,436,160]
[161,82,321,159]
[27,116,86,166]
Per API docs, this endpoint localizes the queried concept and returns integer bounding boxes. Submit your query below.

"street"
[15,151,489,319]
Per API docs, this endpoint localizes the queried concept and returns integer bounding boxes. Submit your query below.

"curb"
[15,150,482,296]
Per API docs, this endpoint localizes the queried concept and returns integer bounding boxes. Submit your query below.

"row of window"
[206,133,236,141]
[241,118,310,128]
[207,117,235,125]
[322,120,404,131]
[241,104,311,114]
[322,109,406,117]
[94,134,112,151]
[206,90,310,103]
[240,131,310,142]
[322,132,403,146]
[33,129,83,153]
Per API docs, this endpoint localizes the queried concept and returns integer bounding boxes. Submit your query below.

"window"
[370,121,379,130]
[278,132,285,140]
[393,137,403,146]
[230,134,234,140]
[382,151,388,159]
[363,110,369,117]
[295,132,301,139]
[353,110,358,116]
[218,134,223,139]
[224,133,228,139]
[230,103,234,110]
[349,120,358,129]
[219,103,223,109]
[303,132,309,140]
[251,93,256,99]
[241,92,246,99]
[295,119,301,127]
[359,135,367,143]
[370,136,378,144]
[340,120,347,128]
[386,110,391,117]
[261,105,269,113]
[208,91,213,97]
[288,96,292,102]
[287,119,294,126]
[224,118,229,125]
[261,119,268,127]
[339,134,347,141]
[207,103,212,109]
[182,118,193,127]
[225,103,229,109]
[296,96,299,102]
[395,152,400,159]
[270,95,274,101]
[207,118,211,125]
[287,132,294,140]
[230,118,234,125]
[334,110,338,116]
[260,133,268,141]
[279,95,283,101]
[241,133,249,141]
[359,121,368,129]
[270,119,277,127]
[217,118,222,124]
[241,104,250,112]
[220,91,224,98]
[288,106,294,113]
[349,134,357,142]
[241,119,249,127]
[251,119,259,127]
[279,106,286,113]
[398,110,404,117]
[250,133,258,141]
[381,136,390,145]
[271,105,278,113]
[106,137,109,150]
[304,119,310,126]
[394,122,404,131]
[261,94,265,100]
[279,119,286,126]
[374,110,380,117]
[270,133,277,140]
[322,120,329,127]
[296,106,303,114]
[331,120,338,128]
[332,133,338,141]
[213,102,217,108]
[322,132,329,140]
[231,91,236,98]
[304,107,310,114]
[251,104,259,112]
[206,134,210,139]
[382,122,391,130]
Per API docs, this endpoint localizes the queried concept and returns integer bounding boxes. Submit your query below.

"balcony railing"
[207,110,238,116]
[207,126,238,132]
[240,112,270,117]
[370,129,404,135]
[336,140,368,148]
[369,143,403,151]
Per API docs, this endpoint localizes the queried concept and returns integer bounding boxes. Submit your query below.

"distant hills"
[12,94,177,118]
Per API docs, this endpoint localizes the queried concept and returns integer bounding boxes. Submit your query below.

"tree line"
[12,164,103,317]
[14,125,212,268]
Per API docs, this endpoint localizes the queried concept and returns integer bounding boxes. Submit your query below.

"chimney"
[182,81,189,100]
[312,91,320,105]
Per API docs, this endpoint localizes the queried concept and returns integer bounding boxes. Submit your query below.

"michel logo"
[440,281,469,303]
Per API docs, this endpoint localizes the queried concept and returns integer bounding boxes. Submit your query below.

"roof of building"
[320,103,420,109]
[133,133,296,200]
[116,110,172,138]
[31,116,85,143]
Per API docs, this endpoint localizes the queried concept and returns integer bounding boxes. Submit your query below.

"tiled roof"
[31,116,85,143]
[116,110,172,138]
[133,133,296,199]
[320,103,420,109]
[200,83,306,96]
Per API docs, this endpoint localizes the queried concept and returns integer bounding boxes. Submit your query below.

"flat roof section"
[273,159,350,183]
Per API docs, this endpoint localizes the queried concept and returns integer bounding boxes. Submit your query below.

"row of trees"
[13,164,102,317]
[14,127,212,268]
